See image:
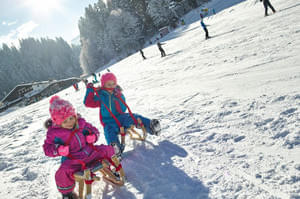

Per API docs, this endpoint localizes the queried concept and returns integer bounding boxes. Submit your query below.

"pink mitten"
[86,134,96,144]
[58,145,69,156]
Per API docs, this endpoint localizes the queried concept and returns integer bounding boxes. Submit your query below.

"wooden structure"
[159,26,170,37]
[124,118,147,143]
[0,78,80,112]
[73,155,125,199]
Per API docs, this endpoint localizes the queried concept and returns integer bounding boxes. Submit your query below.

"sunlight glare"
[24,0,63,16]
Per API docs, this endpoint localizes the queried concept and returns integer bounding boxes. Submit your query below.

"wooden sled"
[120,118,147,147]
[73,155,125,199]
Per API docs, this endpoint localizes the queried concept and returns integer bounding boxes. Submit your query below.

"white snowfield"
[0,0,299,198]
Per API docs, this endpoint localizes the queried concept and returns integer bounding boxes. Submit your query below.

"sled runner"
[73,155,125,199]
[126,118,147,141]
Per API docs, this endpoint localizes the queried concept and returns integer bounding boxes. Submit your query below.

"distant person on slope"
[92,73,99,84]
[72,83,79,91]
[156,40,166,57]
[200,13,210,40]
[260,0,276,16]
[181,19,186,25]
[43,96,117,199]
[139,49,146,60]
[84,72,161,154]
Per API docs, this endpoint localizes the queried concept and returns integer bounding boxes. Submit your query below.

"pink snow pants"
[55,145,114,194]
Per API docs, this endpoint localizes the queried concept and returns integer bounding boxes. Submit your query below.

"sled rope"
[92,86,147,144]
[62,126,124,199]
[114,94,139,127]
[65,128,86,170]
[93,87,122,129]
[92,87,142,135]
[84,172,95,185]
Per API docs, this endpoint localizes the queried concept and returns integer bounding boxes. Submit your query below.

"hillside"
[0,0,299,198]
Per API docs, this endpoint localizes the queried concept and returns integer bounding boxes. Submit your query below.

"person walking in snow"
[92,73,99,84]
[181,19,186,25]
[84,72,161,154]
[72,83,79,91]
[139,49,146,60]
[43,96,118,199]
[156,40,166,57]
[200,13,210,40]
[260,0,276,16]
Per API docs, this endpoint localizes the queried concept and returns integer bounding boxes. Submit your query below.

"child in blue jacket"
[84,72,161,153]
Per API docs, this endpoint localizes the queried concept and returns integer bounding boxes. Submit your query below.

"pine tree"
[147,0,175,28]
[0,37,82,100]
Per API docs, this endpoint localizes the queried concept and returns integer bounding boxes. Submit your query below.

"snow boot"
[112,143,123,161]
[120,143,125,153]
[150,119,161,136]
[62,192,78,199]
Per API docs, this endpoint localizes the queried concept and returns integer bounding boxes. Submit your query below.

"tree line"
[78,0,207,74]
[0,0,209,100]
[0,37,82,100]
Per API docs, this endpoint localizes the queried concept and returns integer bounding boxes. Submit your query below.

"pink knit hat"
[101,72,117,87]
[49,96,76,125]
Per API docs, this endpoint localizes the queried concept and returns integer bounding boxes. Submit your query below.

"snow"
[1,0,300,198]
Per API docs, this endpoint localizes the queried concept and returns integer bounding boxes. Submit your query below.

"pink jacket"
[43,117,100,160]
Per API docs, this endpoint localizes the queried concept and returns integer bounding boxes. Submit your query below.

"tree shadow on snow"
[164,50,183,58]
[165,25,199,42]
[278,3,300,13]
[211,27,243,39]
[102,140,210,199]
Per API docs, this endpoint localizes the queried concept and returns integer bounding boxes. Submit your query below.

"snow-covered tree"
[78,0,207,73]
[79,1,147,73]
[147,0,175,28]
[0,37,82,100]
[106,9,143,55]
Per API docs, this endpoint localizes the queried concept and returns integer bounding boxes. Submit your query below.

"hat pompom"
[49,96,76,126]
[50,95,60,104]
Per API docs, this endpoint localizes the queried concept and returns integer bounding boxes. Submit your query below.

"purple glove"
[86,134,96,144]
[113,87,122,98]
[87,83,94,88]
[58,145,69,156]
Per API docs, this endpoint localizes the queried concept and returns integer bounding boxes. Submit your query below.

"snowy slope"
[1,0,300,198]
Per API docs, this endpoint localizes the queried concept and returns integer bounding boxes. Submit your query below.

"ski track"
[0,0,300,198]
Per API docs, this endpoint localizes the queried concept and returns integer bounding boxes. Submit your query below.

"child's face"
[61,116,76,129]
[104,80,116,92]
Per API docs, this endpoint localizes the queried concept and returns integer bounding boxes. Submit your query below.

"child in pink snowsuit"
[43,96,115,198]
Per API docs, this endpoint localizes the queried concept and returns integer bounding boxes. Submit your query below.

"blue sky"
[0,0,98,47]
